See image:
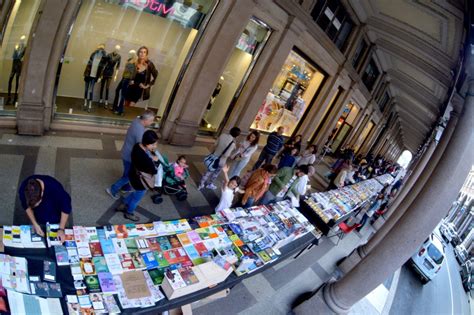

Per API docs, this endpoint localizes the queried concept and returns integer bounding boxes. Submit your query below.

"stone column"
[16,0,80,134]
[454,203,470,228]
[337,101,457,273]
[458,211,473,238]
[294,76,473,315]
[345,106,370,147]
[0,0,14,40]
[360,121,383,154]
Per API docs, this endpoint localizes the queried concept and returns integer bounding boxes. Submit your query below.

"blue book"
[100,239,116,255]
[142,252,159,270]
[97,228,107,240]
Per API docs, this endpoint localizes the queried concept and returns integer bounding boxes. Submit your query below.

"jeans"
[100,77,112,102]
[229,158,250,178]
[259,190,276,205]
[111,159,132,195]
[124,189,146,214]
[242,197,255,208]
[84,78,97,100]
[113,78,130,114]
[200,168,222,188]
[252,150,275,170]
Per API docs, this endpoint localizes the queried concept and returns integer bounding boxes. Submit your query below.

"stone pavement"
[0,128,395,314]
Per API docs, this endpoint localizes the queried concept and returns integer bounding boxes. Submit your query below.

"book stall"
[0,200,321,314]
[300,175,393,235]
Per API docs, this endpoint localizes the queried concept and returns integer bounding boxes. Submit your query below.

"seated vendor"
[19,175,72,242]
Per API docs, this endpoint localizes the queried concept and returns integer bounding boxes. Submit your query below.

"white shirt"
[296,152,316,166]
[213,134,236,167]
[232,140,258,161]
[215,186,235,212]
[90,54,102,78]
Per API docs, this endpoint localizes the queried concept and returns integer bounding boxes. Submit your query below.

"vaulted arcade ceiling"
[349,0,465,152]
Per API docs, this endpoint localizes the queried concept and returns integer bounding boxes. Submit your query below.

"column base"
[337,248,364,274]
[293,282,351,314]
[17,102,45,135]
[372,216,386,231]
[168,119,200,146]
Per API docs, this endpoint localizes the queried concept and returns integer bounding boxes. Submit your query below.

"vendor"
[19,175,72,242]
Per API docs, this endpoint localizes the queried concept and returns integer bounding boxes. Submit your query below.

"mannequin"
[202,77,223,128]
[100,45,121,109]
[83,44,107,112]
[7,35,26,105]
[112,50,137,116]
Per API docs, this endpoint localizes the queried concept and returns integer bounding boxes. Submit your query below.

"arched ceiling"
[349,0,465,152]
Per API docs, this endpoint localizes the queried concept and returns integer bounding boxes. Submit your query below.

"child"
[215,165,241,212]
[173,155,189,182]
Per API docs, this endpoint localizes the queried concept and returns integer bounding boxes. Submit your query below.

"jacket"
[84,48,107,78]
[132,60,158,101]
[268,167,294,196]
[128,143,157,191]
[242,169,270,204]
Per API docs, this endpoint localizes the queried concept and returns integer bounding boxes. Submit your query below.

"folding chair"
[327,222,362,245]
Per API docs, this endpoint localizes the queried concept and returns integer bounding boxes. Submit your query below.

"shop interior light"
[207,123,212,129]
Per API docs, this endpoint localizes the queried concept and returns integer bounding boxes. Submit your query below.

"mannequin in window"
[124,46,158,108]
[202,78,223,127]
[100,45,121,109]
[285,85,302,111]
[291,89,306,119]
[83,44,107,112]
[7,35,26,105]
[112,50,137,116]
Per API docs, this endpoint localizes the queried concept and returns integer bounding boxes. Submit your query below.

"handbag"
[137,170,155,190]
[204,140,234,172]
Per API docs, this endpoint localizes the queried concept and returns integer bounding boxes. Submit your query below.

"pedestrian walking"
[228,130,260,178]
[199,127,241,190]
[252,126,285,170]
[107,110,155,199]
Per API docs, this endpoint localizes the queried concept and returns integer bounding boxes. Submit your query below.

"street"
[389,243,471,315]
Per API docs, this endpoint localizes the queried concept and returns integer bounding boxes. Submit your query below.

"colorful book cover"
[119,253,135,271]
[231,243,244,259]
[153,251,170,268]
[124,224,138,238]
[142,252,159,270]
[96,228,106,241]
[186,230,202,243]
[112,238,129,255]
[163,248,192,266]
[92,256,109,273]
[157,236,172,251]
[89,242,103,257]
[103,293,120,313]
[130,252,146,269]
[85,275,101,293]
[178,267,199,286]
[78,294,92,308]
[176,233,192,246]
[114,225,128,239]
[77,246,92,258]
[124,238,138,254]
[257,250,271,263]
[103,225,116,239]
[146,237,162,252]
[68,247,80,264]
[147,268,165,285]
[164,269,186,290]
[80,258,96,276]
[167,235,182,249]
[54,245,69,266]
[104,253,123,275]
[183,244,207,265]
[12,225,21,244]
[90,292,105,311]
[97,272,116,293]
[85,227,99,243]
[143,223,157,236]
[99,239,115,255]
[135,238,149,253]
[73,226,89,247]
[64,240,77,249]
[213,255,232,271]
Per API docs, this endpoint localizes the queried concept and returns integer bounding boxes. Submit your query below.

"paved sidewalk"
[0,128,395,314]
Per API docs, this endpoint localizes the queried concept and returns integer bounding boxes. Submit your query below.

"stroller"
[151,155,189,203]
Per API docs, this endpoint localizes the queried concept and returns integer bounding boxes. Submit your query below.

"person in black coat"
[118,130,159,221]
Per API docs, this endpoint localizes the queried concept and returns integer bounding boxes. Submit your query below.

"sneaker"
[197,184,205,191]
[206,183,218,190]
[116,203,127,213]
[106,188,119,200]
[124,212,140,222]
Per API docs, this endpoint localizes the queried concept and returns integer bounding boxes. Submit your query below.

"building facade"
[0,0,464,162]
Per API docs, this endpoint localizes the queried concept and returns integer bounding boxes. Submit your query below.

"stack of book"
[2,225,46,248]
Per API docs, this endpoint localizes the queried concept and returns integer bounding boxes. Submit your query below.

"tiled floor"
[0,128,386,314]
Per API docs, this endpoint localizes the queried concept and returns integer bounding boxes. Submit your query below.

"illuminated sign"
[124,0,175,15]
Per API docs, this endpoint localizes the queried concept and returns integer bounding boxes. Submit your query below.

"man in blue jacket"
[252,126,285,170]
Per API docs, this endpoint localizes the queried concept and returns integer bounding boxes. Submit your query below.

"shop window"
[354,120,374,152]
[351,39,367,70]
[0,0,41,114]
[378,91,390,112]
[54,0,215,123]
[200,17,271,134]
[326,102,359,153]
[311,0,354,51]
[251,49,326,137]
[361,59,380,91]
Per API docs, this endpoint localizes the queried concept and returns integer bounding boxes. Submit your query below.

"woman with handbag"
[228,130,260,178]
[118,130,159,221]
[199,127,241,190]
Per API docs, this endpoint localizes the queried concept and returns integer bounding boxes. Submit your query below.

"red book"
[119,253,135,271]
[89,242,103,257]
[193,242,209,256]
[167,235,182,249]
[146,237,162,252]
[163,248,192,266]
[114,225,128,239]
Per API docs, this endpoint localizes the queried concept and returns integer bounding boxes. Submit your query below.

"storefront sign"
[124,0,175,15]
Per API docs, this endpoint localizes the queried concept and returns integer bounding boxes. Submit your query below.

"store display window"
[354,120,374,152]
[0,0,41,115]
[54,0,215,123]
[327,102,359,152]
[200,17,271,133]
[251,49,326,137]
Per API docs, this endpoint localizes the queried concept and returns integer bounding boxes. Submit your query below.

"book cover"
[135,238,149,253]
[85,227,99,243]
[142,252,159,270]
[99,239,115,255]
[85,275,101,293]
[153,251,170,268]
[64,240,77,249]
[104,253,123,275]
[89,242,103,257]
[147,268,165,285]
[90,292,105,311]
[176,233,191,246]
[164,269,186,290]
[73,226,89,247]
[125,224,138,238]
[20,225,31,247]
[112,238,129,255]
[70,263,83,280]
[103,225,116,239]
[74,279,86,290]
[46,224,61,247]
[124,238,138,254]
[12,225,21,244]
[114,225,128,239]
[92,256,109,273]
[103,293,120,313]
[3,226,12,247]
[186,230,202,243]
[80,258,96,276]
[119,253,135,271]
[120,270,151,299]
[163,248,192,266]
[77,245,92,258]
[167,235,181,249]
[54,245,69,266]
[143,271,166,302]
[146,237,162,252]
[64,228,75,241]
[43,260,56,282]
[178,267,199,286]
[78,294,92,308]
[96,228,106,241]
[97,272,116,293]
[157,236,172,251]
[131,252,146,269]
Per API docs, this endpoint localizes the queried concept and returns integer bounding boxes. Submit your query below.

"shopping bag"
[204,154,220,172]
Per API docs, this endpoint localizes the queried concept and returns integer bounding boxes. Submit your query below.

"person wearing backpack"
[199,127,241,190]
